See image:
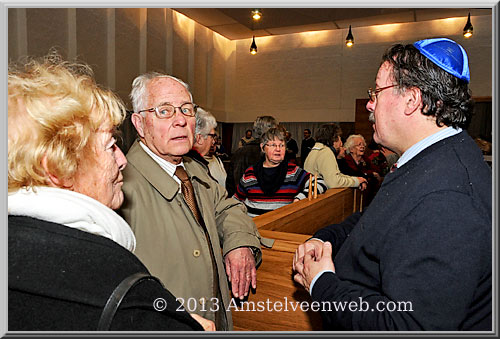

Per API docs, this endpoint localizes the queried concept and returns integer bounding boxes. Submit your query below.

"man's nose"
[172,108,188,125]
[366,100,375,113]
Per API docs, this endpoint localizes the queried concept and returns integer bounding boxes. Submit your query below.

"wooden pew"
[232,188,363,331]
[232,229,323,331]
[253,187,361,235]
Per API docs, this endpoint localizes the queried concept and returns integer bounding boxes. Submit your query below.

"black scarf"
[253,158,289,195]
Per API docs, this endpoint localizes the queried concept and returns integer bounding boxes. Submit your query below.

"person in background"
[293,38,491,330]
[285,130,299,164]
[238,129,254,148]
[8,54,213,331]
[190,107,216,168]
[300,128,315,166]
[233,127,327,217]
[381,145,399,169]
[191,109,227,188]
[366,141,394,176]
[193,107,217,158]
[205,139,227,188]
[214,134,229,160]
[226,116,278,196]
[304,123,367,190]
[120,72,263,330]
[339,134,380,205]
[339,134,380,181]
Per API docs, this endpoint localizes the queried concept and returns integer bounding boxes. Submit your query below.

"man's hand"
[190,313,216,331]
[292,238,324,274]
[224,247,257,299]
[293,241,335,293]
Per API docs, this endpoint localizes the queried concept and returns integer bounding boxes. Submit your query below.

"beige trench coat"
[120,141,262,330]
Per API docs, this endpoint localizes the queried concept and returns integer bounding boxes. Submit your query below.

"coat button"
[193,249,201,257]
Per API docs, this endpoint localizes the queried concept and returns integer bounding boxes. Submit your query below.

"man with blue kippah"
[293,38,491,331]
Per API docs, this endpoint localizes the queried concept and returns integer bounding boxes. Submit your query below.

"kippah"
[413,38,470,83]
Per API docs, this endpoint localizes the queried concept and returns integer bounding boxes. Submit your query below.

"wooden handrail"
[253,187,360,235]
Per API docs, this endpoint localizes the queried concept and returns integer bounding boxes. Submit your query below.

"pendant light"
[345,25,354,47]
[463,13,473,38]
[250,36,258,55]
[250,9,261,55]
[252,9,262,21]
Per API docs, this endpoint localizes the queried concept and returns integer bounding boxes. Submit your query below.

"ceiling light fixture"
[250,36,258,55]
[345,25,354,47]
[252,9,262,21]
[463,12,473,38]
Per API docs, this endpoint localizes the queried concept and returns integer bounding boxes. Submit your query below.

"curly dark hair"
[382,43,474,129]
[315,123,342,147]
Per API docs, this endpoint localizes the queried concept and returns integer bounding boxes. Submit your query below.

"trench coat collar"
[126,141,210,201]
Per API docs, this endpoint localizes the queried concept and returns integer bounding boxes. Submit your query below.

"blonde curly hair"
[8,52,126,192]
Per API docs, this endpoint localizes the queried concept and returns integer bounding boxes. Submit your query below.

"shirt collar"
[139,141,184,186]
[396,126,462,168]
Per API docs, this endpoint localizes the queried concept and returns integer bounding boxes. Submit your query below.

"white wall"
[8,9,492,124]
[227,15,492,123]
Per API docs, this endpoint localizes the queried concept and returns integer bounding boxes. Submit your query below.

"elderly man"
[120,73,262,330]
[293,38,491,330]
[191,108,227,188]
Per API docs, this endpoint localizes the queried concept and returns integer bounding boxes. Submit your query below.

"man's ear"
[260,143,265,152]
[195,134,203,145]
[404,87,422,116]
[41,154,73,188]
[131,113,145,138]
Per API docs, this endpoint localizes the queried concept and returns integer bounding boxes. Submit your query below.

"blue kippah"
[413,38,470,83]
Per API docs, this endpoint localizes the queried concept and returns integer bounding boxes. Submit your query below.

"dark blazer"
[8,215,203,331]
[311,131,492,330]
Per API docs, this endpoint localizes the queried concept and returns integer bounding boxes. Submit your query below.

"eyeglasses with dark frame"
[367,84,396,102]
[206,133,217,139]
[138,103,198,119]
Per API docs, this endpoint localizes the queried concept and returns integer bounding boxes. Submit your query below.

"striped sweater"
[233,161,327,217]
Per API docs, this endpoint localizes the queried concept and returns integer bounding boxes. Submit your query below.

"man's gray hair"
[195,108,217,138]
[253,115,278,140]
[129,72,193,113]
[344,134,366,154]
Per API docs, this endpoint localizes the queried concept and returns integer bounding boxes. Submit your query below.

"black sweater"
[8,216,203,331]
[312,131,492,330]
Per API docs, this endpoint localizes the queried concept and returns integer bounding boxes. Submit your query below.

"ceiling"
[173,8,491,40]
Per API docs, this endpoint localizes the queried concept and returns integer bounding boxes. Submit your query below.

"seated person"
[233,127,326,217]
[367,141,390,176]
[338,134,380,205]
[304,123,367,190]
[8,53,213,331]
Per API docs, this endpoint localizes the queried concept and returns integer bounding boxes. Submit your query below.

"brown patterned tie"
[174,166,223,328]
[175,166,202,225]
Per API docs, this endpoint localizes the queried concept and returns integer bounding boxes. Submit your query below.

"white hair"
[344,134,366,154]
[195,108,217,138]
[129,72,193,113]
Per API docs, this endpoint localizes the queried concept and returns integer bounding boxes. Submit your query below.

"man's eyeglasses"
[138,103,198,119]
[367,84,396,102]
[265,143,285,149]
[207,133,217,138]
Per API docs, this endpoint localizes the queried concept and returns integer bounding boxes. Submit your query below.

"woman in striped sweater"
[233,127,326,217]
